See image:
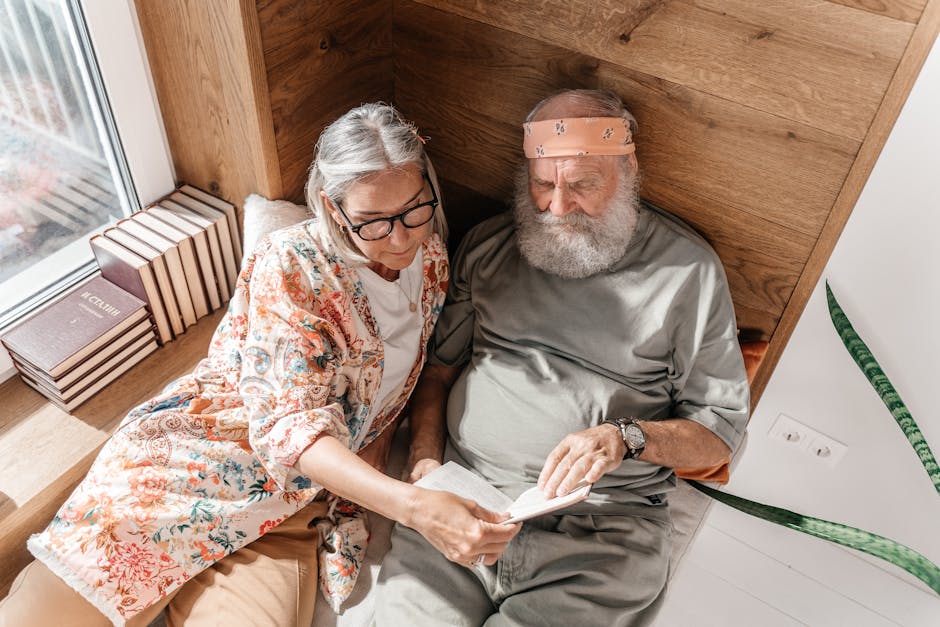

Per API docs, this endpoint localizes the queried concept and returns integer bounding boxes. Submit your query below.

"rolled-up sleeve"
[239,243,352,491]
[672,261,750,451]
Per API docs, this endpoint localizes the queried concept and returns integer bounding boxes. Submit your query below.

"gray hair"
[305,103,448,264]
[526,88,638,135]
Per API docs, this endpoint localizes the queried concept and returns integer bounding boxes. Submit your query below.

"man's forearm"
[637,418,731,468]
[407,364,461,463]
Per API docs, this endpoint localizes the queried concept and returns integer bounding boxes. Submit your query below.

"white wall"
[723,33,940,616]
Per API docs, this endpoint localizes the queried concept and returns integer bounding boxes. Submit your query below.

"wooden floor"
[0,309,224,596]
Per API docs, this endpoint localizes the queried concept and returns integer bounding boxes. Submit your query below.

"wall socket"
[767,413,848,468]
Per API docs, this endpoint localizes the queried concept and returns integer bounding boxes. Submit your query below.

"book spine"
[160,199,230,304]
[150,204,220,312]
[91,235,173,345]
[112,218,195,329]
[169,191,239,293]
[180,184,242,260]
[13,319,155,390]
[132,211,208,321]
[107,221,185,337]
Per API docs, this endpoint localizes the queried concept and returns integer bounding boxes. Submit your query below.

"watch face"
[624,423,646,449]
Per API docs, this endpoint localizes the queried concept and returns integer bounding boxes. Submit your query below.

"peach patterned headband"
[523,117,635,158]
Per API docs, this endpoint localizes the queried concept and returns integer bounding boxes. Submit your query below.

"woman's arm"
[296,435,519,566]
[356,420,397,472]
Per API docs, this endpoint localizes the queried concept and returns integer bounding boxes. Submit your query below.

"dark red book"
[1,276,150,379]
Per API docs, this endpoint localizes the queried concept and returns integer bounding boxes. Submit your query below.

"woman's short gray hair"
[305,103,448,264]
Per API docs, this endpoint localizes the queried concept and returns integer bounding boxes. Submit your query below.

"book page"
[415,462,514,513]
[505,483,592,523]
[415,461,592,522]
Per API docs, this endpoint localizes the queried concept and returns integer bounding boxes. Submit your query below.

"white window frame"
[0,0,175,382]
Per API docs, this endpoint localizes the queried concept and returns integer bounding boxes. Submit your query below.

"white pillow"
[241,193,312,260]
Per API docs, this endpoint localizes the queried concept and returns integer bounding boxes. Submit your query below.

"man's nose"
[547,185,575,216]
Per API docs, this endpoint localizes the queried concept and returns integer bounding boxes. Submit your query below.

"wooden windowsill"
[0,309,225,596]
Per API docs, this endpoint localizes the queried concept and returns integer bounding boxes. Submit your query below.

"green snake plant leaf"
[690,481,940,595]
[826,281,940,496]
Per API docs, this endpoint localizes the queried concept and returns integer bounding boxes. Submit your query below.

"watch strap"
[602,417,645,459]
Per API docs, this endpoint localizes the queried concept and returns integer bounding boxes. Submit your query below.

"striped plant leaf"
[690,481,940,595]
[826,281,940,496]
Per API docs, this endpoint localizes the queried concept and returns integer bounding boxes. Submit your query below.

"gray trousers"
[374,510,671,627]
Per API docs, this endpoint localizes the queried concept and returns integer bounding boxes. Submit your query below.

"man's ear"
[320,190,345,227]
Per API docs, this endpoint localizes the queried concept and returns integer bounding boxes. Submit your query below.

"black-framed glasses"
[335,173,439,241]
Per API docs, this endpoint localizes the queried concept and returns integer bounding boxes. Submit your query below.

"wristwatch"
[602,417,647,459]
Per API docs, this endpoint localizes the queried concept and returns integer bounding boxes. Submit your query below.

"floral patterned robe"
[27,222,448,624]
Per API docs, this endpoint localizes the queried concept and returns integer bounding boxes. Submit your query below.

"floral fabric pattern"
[27,222,448,624]
[313,495,371,612]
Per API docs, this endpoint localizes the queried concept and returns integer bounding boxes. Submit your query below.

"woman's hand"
[537,424,624,497]
[405,488,521,567]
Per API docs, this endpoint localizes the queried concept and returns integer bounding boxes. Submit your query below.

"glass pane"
[0,0,131,319]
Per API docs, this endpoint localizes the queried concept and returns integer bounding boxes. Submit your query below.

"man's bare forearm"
[637,418,731,468]
[407,363,461,464]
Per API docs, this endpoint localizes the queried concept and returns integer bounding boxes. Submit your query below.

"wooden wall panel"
[751,0,940,399]
[395,1,854,338]
[413,0,913,141]
[827,0,927,23]
[135,0,936,400]
[257,0,394,202]
[136,0,282,208]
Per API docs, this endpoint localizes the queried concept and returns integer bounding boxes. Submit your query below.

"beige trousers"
[0,499,327,627]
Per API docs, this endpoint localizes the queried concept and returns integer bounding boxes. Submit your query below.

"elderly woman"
[0,104,519,626]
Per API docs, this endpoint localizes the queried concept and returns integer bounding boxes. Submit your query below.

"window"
[0,0,174,381]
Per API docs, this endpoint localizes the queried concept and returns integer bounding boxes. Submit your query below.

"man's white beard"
[512,167,640,279]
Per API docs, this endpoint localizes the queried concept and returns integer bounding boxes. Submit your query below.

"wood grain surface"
[827,0,926,23]
[258,0,394,201]
[751,0,940,400]
[412,0,913,140]
[131,0,937,403]
[395,1,861,338]
[136,0,282,206]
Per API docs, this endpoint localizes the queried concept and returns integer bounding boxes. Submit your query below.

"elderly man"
[374,89,749,625]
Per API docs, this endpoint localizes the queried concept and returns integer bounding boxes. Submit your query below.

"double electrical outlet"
[767,413,848,468]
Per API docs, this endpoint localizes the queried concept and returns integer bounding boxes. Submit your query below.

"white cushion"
[242,193,311,260]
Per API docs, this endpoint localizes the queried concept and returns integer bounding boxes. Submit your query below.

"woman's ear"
[320,190,346,228]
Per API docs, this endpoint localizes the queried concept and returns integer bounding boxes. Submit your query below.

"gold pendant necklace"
[396,269,417,313]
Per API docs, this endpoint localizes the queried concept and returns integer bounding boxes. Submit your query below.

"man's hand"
[537,424,625,497]
[404,457,441,483]
[406,488,521,567]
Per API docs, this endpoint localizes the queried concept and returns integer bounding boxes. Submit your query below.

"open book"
[415,462,592,523]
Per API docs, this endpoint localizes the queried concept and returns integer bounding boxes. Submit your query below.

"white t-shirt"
[355,251,424,437]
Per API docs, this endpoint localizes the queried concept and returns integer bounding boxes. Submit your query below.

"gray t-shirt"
[432,203,749,511]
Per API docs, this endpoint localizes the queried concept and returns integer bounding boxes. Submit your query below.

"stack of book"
[89,184,242,345]
[1,276,159,412]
